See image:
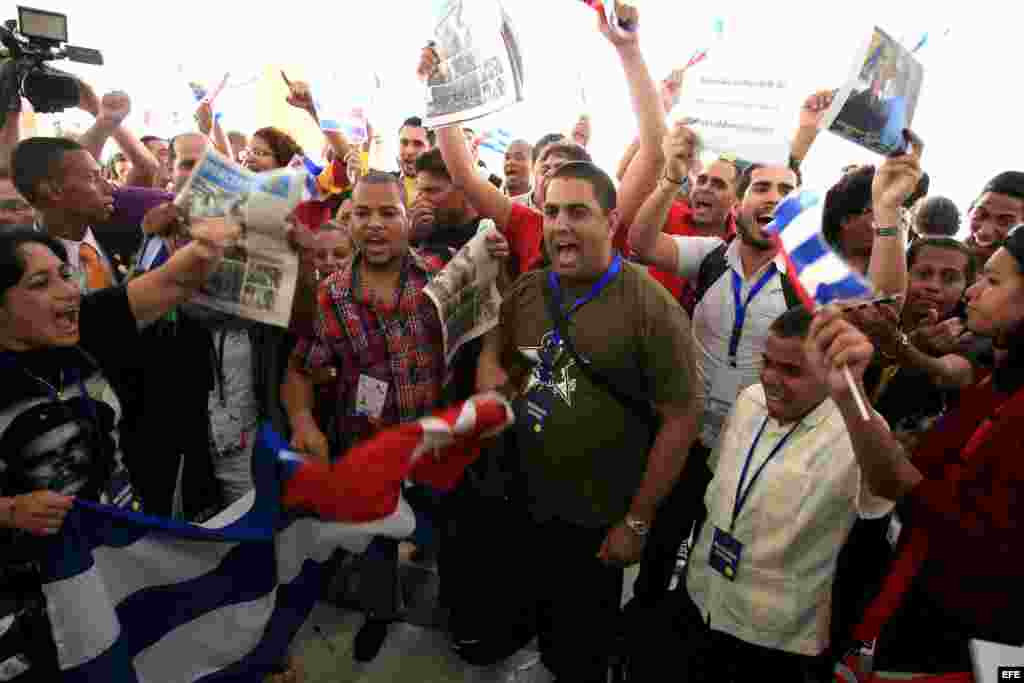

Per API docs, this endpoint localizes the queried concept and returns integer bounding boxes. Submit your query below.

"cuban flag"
[477,128,515,156]
[36,393,513,681]
[765,189,872,308]
[318,105,369,145]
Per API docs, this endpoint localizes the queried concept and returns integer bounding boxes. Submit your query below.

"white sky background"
[12,0,1022,221]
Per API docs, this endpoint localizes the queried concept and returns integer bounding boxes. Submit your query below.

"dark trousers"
[632,589,832,683]
[523,517,623,683]
[632,442,713,605]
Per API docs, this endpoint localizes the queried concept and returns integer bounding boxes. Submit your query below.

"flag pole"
[774,236,872,421]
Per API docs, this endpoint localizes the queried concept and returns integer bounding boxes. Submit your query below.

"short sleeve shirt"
[503,203,544,275]
[687,385,893,656]
[500,260,698,528]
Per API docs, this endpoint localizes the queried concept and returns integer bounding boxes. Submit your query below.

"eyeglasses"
[245,148,274,159]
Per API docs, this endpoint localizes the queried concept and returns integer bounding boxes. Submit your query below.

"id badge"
[523,386,555,434]
[355,374,389,419]
[709,526,743,581]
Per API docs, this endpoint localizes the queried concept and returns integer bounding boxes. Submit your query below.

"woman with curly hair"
[243,127,303,172]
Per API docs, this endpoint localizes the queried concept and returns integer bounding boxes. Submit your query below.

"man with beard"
[283,172,449,663]
[396,116,434,205]
[627,160,800,608]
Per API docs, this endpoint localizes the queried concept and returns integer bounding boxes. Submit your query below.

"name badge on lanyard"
[727,267,776,368]
[709,415,800,581]
[528,255,622,433]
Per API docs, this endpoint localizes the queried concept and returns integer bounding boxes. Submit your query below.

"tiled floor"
[290,560,639,682]
[291,603,552,683]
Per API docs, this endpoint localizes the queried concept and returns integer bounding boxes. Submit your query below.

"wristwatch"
[624,515,650,537]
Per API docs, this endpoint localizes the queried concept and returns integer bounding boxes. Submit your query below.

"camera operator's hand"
[97,91,132,130]
[76,78,101,118]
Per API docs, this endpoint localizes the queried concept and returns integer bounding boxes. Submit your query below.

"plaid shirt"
[298,250,446,452]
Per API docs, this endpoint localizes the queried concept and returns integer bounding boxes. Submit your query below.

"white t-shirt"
[671,236,791,448]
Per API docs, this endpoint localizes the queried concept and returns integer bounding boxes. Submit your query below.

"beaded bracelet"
[874,224,899,238]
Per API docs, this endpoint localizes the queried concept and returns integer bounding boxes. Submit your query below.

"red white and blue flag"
[765,189,872,308]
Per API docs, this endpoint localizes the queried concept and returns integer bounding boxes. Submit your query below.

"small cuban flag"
[765,189,872,308]
[287,154,325,201]
[478,128,515,155]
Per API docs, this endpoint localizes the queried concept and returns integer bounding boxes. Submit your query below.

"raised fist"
[97,90,132,129]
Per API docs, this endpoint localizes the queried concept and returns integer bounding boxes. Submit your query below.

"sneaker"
[352,618,390,662]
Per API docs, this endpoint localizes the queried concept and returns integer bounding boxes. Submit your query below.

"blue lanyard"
[728,267,776,367]
[731,416,802,532]
[547,254,622,349]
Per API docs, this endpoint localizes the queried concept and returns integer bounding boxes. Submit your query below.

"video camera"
[0,6,103,127]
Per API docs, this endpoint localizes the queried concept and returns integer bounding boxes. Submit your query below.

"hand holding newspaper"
[424,219,504,366]
[174,146,305,327]
[422,0,525,128]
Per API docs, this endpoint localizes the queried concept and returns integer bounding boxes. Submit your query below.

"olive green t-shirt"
[501,260,697,529]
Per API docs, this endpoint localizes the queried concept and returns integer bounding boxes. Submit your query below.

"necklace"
[21,367,65,401]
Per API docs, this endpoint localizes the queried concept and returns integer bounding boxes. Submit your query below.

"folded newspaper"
[174,147,304,328]
[424,219,503,366]
[424,0,525,128]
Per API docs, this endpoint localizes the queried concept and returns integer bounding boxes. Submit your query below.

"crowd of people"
[0,3,1022,682]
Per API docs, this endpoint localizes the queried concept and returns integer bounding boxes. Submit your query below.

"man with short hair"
[397,116,434,204]
[476,160,700,681]
[912,195,960,239]
[410,147,480,259]
[635,306,892,682]
[0,170,34,230]
[427,2,666,280]
[964,170,1024,267]
[503,139,533,205]
[140,135,171,189]
[283,172,448,663]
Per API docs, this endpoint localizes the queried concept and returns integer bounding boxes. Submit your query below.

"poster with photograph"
[820,26,925,156]
[423,0,525,128]
[174,147,304,327]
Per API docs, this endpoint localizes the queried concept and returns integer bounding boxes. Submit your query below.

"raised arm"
[869,131,924,297]
[605,3,668,231]
[628,122,696,270]
[790,89,833,169]
[125,217,239,326]
[282,72,353,162]
[195,102,231,157]
[436,122,513,229]
[77,83,161,188]
[806,307,922,500]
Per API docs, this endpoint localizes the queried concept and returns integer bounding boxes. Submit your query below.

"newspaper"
[672,49,794,166]
[174,146,304,328]
[423,0,525,129]
[424,219,503,366]
[820,26,924,156]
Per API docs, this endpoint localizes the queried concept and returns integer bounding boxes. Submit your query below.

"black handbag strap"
[542,277,658,432]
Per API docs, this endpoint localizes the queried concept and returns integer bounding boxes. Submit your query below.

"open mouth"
[692,198,713,212]
[553,241,580,269]
[754,211,775,227]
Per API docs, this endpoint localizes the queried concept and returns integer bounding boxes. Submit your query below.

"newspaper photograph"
[424,220,503,366]
[424,0,525,129]
[821,26,924,156]
[174,146,304,328]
